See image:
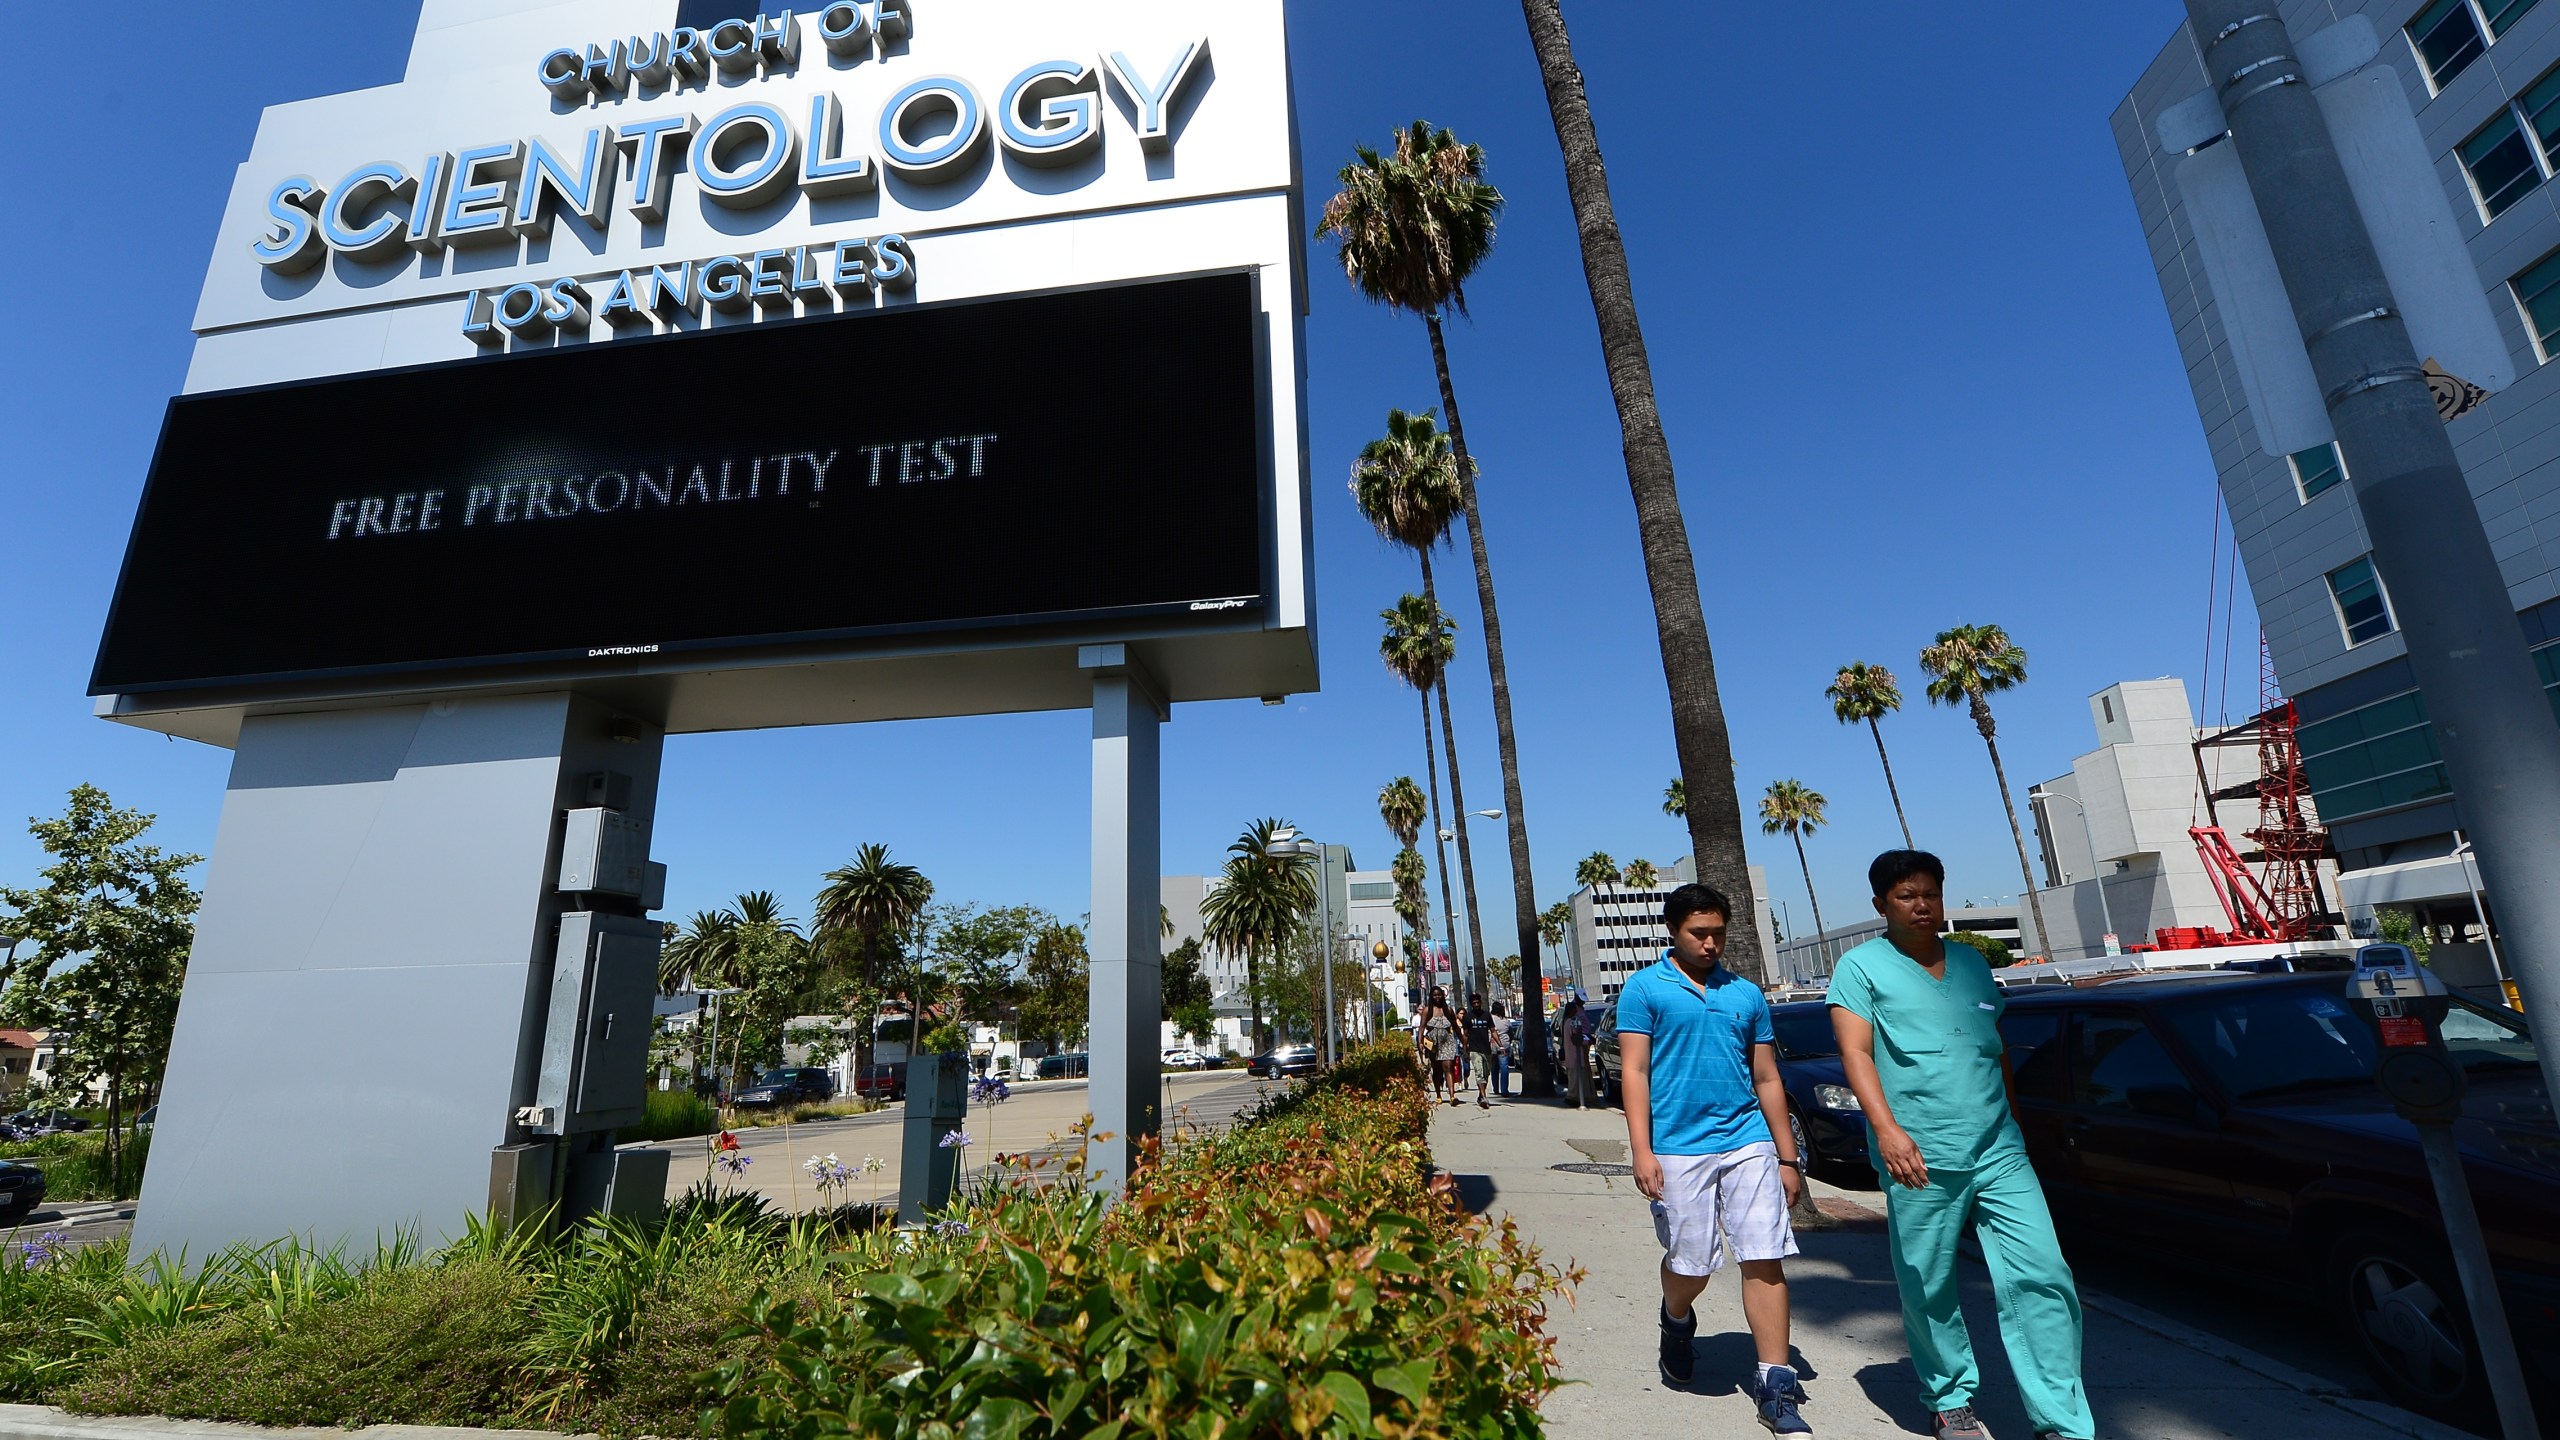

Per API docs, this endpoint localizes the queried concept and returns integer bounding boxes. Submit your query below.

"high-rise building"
[2116,2,2560,937]
[1562,859,1779,1001]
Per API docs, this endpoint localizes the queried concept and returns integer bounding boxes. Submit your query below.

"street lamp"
[2452,831,2515,1004]
[2030,789,2119,958]
[1269,828,1342,1065]
[686,986,745,1104]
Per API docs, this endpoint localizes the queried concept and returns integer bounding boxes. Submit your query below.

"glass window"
[1769,1008,1837,1059]
[2288,442,2348,501]
[2000,1012,2067,1101]
[2513,247,2560,359]
[2484,0,2544,35]
[2462,109,2544,217]
[2329,557,2397,645]
[2412,0,2489,88]
[2524,65,2560,158]
[2071,1016,2194,1109]
[2168,990,2374,1099]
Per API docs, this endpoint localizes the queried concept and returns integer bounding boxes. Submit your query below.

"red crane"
[2186,641,2335,944]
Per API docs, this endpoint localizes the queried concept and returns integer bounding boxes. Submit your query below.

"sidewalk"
[1430,1096,2474,1440]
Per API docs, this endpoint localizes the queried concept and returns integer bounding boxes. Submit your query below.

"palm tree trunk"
[1517,0,1762,993]
[1972,695,2051,955]
[1869,716,1915,849]
[1792,830,1828,963]
[1418,686,1463,1004]
[1418,552,1491,1004]
[1421,314,1551,1090]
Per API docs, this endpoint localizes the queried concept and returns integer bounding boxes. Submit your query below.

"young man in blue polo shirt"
[1618,883,1812,1434]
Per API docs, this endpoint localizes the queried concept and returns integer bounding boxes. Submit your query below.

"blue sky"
[0,1,2240,961]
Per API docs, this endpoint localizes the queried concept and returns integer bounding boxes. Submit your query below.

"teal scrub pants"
[1883,1149,2094,1439]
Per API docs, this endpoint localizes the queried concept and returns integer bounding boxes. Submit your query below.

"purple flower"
[934,1219,972,1237]
[16,1231,70,1267]
[713,1149,754,1177]
[938,1130,974,1150]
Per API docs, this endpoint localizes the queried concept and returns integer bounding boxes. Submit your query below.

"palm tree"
[1920,623,2046,954]
[1662,778,1685,818]
[1380,595,1471,998]
[1574,851,1618,902]
[1622,858,1659,891]
[1352,411,1492,995]
[813,843,933,1081]
[1537,899,1572,987]
[1759,781,1831,952]
[1828,662,1915,849]
[1322,122,1555,1081]
[659,908,741,995]
[1201,819,1318,1050]
[1378,776,1427,850]
[1513,3,1763,985]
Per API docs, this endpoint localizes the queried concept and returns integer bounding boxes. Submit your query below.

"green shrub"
[623,1087,719,1142]
[0,1129,151,1201]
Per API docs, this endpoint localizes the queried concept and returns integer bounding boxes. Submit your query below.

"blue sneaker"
[1657,1304,1696,1386]
[1750,1364,1812,1434]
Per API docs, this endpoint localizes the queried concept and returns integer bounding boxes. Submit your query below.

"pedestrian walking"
[1419,989,1461,1105]
[1618,883,1812,1433]
[1828,850,2094,1440]
[1491,1000,1516,1096]
[1462,994,1497,1108]
[1559,997,1595,1109]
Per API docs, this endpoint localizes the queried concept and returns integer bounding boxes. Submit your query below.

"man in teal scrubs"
[1828,851,2093,1440]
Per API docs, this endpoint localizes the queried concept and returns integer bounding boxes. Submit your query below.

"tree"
[1485,952,1521,995]
[1321,121,1554,1083]
[1377,775,1426,850]
[1663,778,1686,818]
[1828,661,1915,849]
[660,908,742,995]
[1199,819,1317,1050]
[1920,624,2047,956]
[1161,936,1216,1046]
[1759,781,1832,951]
[716,892,822,1090]
[926,902,1041,1043]
[0,786,199,1194]
[1537,899,1571,977]
[813,844,933,1081]
[1622,858,1659,891]
[1016,921,1089,1054]
[1515,1,1763,986]
[1379,595,1470,996]
[1574,851,1618,902]
[1945,930,2015,968]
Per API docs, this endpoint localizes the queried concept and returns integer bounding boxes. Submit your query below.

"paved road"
[1430,1095,2475,1440]
[2,1200,134,1253]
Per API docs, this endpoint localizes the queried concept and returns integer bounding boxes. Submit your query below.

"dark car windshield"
[1770,1007,1838,1059]
[753,1070,795,1086]
[2168,983,2535,1100]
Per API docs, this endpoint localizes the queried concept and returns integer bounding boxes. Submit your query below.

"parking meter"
[2346,943,2465,1121]
[2347,943,2541,1438]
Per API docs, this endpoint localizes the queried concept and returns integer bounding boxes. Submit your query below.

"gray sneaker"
[1933,1408,1991,1440]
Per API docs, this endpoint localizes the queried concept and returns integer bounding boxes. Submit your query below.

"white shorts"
[1649,1141,1799,1277]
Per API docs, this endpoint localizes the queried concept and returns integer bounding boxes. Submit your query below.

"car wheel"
[1787,1108,1815,1178]
[2327,1228,2488,1424]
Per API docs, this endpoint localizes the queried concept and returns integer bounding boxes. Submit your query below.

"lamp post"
[687,986,745,1107]
[2031,789,2119,959]
[1270,828,1339,1065]
[2452,831,2514,1004]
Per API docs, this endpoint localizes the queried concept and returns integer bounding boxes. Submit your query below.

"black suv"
[0,1157,46,1221]
[1998,972,2551,1426]
[731,1066,836,1109]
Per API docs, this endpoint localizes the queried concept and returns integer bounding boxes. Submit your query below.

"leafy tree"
[1485,952,1521,995]
[926,902,1041,1035]
[1663,778,1686,818]
[1322,121,1558,1080]
[1377,776,1426,850]
[1160,936,1216,1046]
[0,785,202,1193]
[1201,819,1317,1050]
[1378,596,1468,996]
[1390,847,1431,941]
[1537,899,1571,974]
[660,908,742,994]
[1515,5,1764,986]
[813,844,932,1080]
[1828,661,1915,849]
[1921,624,2045,955]
[1945,930,2015,968]
[1016,922,1089,1054]
[1574,852,1617,901]
[2375,907,2434,966]
[716,892,821,1089]
[1759,780,1832,949]
[1622,858,1659,891]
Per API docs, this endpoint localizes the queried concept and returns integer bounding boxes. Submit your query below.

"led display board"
[93,272,1265,695]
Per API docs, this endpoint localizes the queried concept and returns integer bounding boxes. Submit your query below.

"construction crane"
[2186,642,2338,944]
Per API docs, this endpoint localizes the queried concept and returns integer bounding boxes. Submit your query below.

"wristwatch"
[1777,1156,1807,1172]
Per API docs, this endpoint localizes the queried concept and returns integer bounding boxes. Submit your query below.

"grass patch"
[619,1088,718,1142]
[1,1130,150,1201]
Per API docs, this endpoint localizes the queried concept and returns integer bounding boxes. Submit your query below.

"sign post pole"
[1084,646,1164,1192]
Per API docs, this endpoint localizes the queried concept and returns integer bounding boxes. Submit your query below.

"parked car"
[849,1062,907,1102]
[5,1110,89,1136]
[1998,971,2553,1425]
[731,1066,836,1110]
[1035,1053,1090,1080]
[1246,1044,1321,1080]
[1160,1046,1212,1070]
[0,1157,46,1221]
[1766,1001,1870,1176]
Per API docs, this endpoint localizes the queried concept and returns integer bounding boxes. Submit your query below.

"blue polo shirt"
[1614,953,1775,1155]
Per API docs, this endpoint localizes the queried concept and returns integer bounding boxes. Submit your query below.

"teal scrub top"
[1826,936,2024,1174]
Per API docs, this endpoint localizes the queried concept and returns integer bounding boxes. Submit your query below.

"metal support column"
[1083,645,1164,1192]
[2185,0,2560,1080]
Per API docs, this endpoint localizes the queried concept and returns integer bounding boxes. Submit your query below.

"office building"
[1771,904,2024,984]
[1563,859,1779,1001]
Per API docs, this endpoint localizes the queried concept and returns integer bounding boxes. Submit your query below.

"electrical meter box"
[558,807,649,897]
[531,912,662,1134]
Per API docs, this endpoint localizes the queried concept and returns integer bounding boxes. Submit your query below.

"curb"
[0,1408,585,1440]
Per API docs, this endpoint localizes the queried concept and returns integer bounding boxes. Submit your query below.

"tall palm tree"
[1322,122,1554,1081]
[1352,410,1492,995]
[1378,776,1427,851]
[1514,3,1763,986]
[1662,778,1685,818]
[1201,818,1318,1050]
[1920,623,2046,953]
[1622,858,1659,891]
[1380,595,1472,999]
[659,907,741,995]
[1828,662,1914,849]
[1537,899,1572,988]
[1759,781,1831,951]
[1574,852,1618,902]
[813,843,933,1080]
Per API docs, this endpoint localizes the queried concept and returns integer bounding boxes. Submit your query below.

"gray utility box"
[562,1144,670,1226]
[530,912,662,1135]
[558,807,650,898]
[898,1051,972,1225]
